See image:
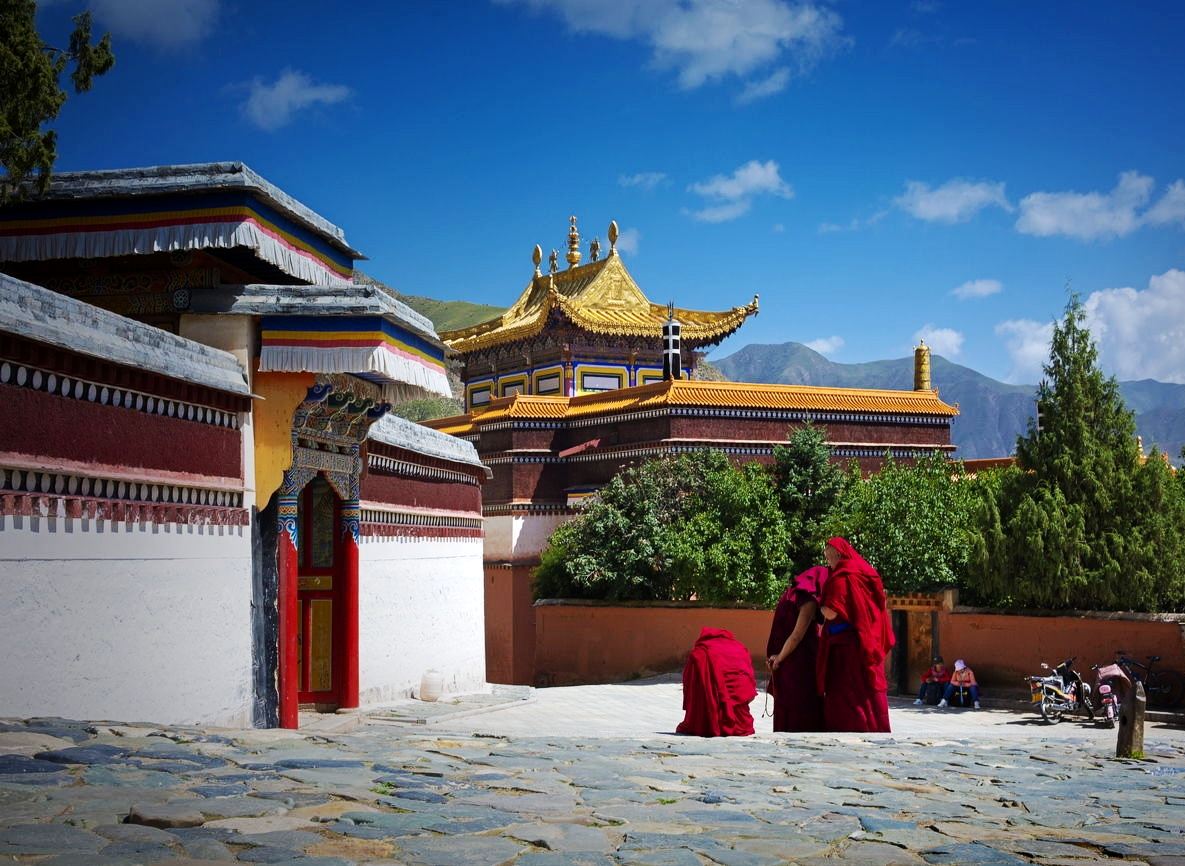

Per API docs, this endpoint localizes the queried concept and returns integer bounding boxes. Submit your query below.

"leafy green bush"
[533,450,789,606]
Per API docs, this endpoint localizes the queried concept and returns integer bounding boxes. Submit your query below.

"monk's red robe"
[765,566,827,732]
[817,538,894,733]
[676,627,756,737]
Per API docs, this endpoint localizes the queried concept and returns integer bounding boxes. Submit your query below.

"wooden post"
[1116,681,1146,758]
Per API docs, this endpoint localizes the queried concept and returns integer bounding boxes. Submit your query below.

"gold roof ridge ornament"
[566,215,582,268]
[608,219,619,256]
[532,244,543,278]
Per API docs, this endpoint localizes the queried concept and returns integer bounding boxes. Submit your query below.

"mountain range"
[714,342,1185,463]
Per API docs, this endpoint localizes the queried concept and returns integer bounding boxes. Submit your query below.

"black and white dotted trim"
[0,360,240,429]
[367,453,482,485]
[360,507,482,529]
[0,466,244,507]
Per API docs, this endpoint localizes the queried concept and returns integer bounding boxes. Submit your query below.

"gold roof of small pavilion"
[424,379,959,437]
[439,224,759,354]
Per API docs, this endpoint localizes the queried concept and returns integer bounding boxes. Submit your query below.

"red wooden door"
[296,476,344,706]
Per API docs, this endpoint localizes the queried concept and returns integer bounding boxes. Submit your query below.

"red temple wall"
[0,382,241,481]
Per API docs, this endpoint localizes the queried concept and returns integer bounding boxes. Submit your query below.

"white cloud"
[688,200,752,223]
[995,319,1053,384]
[804,335,844,356]
[500,0,843,99]
[690,160,793,200]
[997,270,1185,384]
[618,172,668,190]
[241,70,351,131]
[771,223,785,233]
[951,278,1003,300]
[1083,269,1185,383]
[818,209,887,234]
[1145,179,1185,227]
[687,159,792,223]
[895,178,1011,223]
[614,227,641,255]
[913,324,964,358]
[1016,170,1154,241]
[736,67,791,104]
[87,0,219,45]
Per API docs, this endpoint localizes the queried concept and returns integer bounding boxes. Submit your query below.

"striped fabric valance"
[0,193,354,286]
[259,315,451,401]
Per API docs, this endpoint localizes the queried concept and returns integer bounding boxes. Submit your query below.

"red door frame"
[296,480,343,706]
[277,473,360,729]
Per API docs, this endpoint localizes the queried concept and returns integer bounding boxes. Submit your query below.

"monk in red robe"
[817,537,894,733]
[676,627,757,737]
[765,565,828,732]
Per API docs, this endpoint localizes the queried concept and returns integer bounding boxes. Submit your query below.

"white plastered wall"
[0,513,254,727]
[358,536,486,702]
[484,513,571,562]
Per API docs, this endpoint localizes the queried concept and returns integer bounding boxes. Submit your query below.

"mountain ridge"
[715,341,1184,462]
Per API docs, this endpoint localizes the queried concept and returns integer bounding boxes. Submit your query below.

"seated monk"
[676,627,757,737]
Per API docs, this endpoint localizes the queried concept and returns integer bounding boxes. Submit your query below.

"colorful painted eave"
[5,162,360,256]
[0,163,360,287]
[424,379,959,436]
[438,254,759,354]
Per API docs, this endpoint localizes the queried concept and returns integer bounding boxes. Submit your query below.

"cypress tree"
[1009,294,1141,608]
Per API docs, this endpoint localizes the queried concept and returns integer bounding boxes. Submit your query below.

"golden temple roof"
[424,379,959,437]
[439,251,759,354]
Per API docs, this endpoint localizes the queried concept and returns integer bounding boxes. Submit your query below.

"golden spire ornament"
[566,215,582,268]
[532,244,543,277]
[607,219,619,255]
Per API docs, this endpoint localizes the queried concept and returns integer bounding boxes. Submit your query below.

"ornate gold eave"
[439,253,759,355]
[423,379,960,437]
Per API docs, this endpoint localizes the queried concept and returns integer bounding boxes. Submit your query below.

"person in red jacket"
[914,656,951,705]
[677,627,757,737]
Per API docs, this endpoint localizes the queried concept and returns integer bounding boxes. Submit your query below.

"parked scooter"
[1027,657,1094,724]
[1091,662,1130,728]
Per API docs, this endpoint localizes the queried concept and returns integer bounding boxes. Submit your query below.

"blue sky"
[36,0,1185,384]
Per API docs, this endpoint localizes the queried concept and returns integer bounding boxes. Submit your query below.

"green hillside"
[715,342,1185,463]
[353,271,504,332]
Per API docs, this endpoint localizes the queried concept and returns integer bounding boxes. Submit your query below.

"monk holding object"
[817,537,894,732]
[676,627,757,737]
[766,565,828,732]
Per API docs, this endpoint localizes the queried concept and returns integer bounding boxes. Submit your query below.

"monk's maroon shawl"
[764,566,828,732]
[677,627,756,737]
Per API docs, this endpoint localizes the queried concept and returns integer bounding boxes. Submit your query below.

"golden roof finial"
[532,244,543,277]
[608,219,619,255]
[566,215,582,268]
[667,300,675,321]
[549,248,558,274]
[589,236,601,262]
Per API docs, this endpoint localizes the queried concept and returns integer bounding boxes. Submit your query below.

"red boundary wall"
[530,600,1185,693]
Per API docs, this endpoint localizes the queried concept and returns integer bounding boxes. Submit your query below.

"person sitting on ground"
[914,655,950,705]
[677,627,757,737]
[937,659,980,709]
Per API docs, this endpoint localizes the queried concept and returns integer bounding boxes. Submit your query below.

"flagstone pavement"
[2,677,1184,866]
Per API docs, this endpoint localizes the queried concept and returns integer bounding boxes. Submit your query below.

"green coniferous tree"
[771,423,849,575]
[1,1,114,200]
[1008,294,1142,608]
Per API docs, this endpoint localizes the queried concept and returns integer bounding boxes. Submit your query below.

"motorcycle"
[1091,662,1130,728]
[1027,657,1094,724]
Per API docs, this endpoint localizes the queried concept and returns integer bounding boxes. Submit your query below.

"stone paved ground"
[2,680,1184,865]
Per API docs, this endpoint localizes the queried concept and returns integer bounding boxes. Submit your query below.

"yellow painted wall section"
[253,371,315,507]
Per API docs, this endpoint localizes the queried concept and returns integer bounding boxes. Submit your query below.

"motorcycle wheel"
[1146,671,1185,709]
[1040,698,1062,724]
